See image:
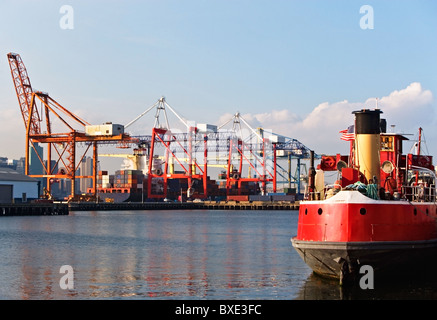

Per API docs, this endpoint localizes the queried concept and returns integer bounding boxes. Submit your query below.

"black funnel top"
[352,109,383,134]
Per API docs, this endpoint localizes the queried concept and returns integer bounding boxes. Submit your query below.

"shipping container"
[249,195,272,202]
[85,123,124,136]
[227,195,249,202]
[271,194,295,202]
[283,187,296,195]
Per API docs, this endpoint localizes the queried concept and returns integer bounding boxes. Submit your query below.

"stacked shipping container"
[88,169,296,203]
[113,170,144,189]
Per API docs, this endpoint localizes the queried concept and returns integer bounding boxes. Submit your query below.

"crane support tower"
[7,52,132,201]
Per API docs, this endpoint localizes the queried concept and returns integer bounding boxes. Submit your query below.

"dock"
[68,201,300,211]
[197,200,299,210]
[0,202,69,216]
[0,200,299,216]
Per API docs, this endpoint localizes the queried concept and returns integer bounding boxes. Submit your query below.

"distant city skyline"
[1,1,436,172]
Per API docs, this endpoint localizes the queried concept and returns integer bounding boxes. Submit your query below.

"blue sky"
[1,0,437,164]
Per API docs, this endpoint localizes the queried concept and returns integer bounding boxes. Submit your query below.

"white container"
[85,123,124,136]
[197,123,217,133]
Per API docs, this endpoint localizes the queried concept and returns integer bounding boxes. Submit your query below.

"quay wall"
[0,200,299,216]
[69,201,300,211]
[0,203,69,216]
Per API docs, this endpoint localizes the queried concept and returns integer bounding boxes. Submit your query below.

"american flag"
[340,125,355,141]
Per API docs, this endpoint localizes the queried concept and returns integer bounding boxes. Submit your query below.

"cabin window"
[381,136,394,151]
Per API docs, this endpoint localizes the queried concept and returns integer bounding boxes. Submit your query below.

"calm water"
[1,209,437,300]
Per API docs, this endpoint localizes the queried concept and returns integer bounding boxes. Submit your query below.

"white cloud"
[217,82,435,156]
[373,82,434,129]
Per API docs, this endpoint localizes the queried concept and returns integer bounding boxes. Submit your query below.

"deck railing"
[402,185,436,202]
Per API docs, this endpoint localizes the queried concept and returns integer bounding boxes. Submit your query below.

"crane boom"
[7,52,41,135]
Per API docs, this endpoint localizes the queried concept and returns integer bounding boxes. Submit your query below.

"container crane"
[124,97,207,199]
[217,112,278,195]
[219,112,319,195]
[7,52,132,200]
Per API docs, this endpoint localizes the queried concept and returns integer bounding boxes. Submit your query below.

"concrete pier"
[0,200,299,215]
[68,201,299,211]
[0,202,69,216]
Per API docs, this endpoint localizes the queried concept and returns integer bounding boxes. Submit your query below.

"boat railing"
[402,184,436,202]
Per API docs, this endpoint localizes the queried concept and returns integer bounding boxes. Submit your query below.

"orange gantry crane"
[7,52,132,200]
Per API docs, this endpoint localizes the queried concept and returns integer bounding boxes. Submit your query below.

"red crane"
[218,112,277,195]
[7,52,132,200]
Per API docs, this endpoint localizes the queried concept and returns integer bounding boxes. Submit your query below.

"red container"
[227,195,249,202]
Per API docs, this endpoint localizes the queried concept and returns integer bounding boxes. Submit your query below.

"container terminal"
[2,53,317,215]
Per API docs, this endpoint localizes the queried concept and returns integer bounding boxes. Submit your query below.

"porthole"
[360,208,367,215]
[414,208,417,216]
[305,208,308,215]
[318,208,323,215]
[426,208,429,215]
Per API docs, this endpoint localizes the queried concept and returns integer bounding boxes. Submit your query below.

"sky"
[1,0,437,171]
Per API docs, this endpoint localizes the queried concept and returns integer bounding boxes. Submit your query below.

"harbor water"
[1,209,437,300]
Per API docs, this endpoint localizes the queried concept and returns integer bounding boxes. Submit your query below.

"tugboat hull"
[292,238,437,281]
[292,190,437,282]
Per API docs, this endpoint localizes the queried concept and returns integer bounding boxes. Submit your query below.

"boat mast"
[413,127,423,186]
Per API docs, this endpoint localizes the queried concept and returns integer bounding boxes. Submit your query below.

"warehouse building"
[0,168,40,203]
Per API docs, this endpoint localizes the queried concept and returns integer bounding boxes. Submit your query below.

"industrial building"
[0,168,39,203]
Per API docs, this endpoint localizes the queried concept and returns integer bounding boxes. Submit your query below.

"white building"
[0,168,39,203]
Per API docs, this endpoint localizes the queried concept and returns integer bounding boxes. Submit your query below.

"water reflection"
[3,210,436,300]
[297,272,437,300]
[0,210,302,299]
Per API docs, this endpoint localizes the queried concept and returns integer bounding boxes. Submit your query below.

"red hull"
[296,190,437,242]
[291,190,437,281]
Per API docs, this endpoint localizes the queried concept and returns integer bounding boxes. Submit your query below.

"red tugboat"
[292,108,437,283]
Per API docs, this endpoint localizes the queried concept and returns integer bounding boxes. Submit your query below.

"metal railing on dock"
[1,202,69,216]
[199,201,299,210]
[68,201,300,211]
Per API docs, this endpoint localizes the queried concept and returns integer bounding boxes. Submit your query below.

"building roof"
[0,168,38,182]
